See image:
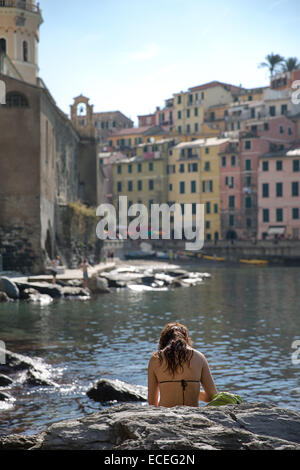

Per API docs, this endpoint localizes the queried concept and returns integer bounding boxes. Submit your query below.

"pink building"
[99,151,126,204]
[220,116,297,240]
[138,98,174,132]
[138,114,156,128]
[258,148,300,240]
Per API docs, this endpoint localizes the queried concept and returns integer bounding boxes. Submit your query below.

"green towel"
[206,391,242,406]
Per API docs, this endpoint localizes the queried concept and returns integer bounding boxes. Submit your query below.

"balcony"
[0,0,40,13]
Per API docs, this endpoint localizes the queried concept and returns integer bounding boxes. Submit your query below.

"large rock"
[87,276,110,294]
[87,378,147,403]
[15,282,62,299]
[0,291,11,302]
[0,374,14,386]
[2,403,300,450]
[0,277,19,300]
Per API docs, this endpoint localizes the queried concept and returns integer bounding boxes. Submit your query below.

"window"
[191,181,196,193]
[192,163,198,172]
[149,162,154,171]
[231,155,236,167]
[192,203,197,215]
[138,180,142,191]
[246,176,252,187]
[117,182,122,192]
[292,182,299,197]
[23,41,28,62]
[269,106,276,117]
[206,202,211,214]
[149,180,154,191]
[128,181,133,192]
[288,127,293,136]
[281,104,288,115]
[293,160,300,172]
[180,182,185,194]
[177,111,182,119]
[245,140,251,150]
[205,147,210,154]
[169,183,173,191]
[194,123,199,133]
[186,109,190,118]
[177,95,181,105]
[214,204,218,214]
[293,208,299,219]
[264,123,269,131]
[177,126,182,134]
[262,161,269,171]
[229,215,235,226]
[229,195,235,208]
[245,159,251,171]
[262,183,269,198]
[186,124,191,133]
[179,164,185,173]
[222,156,226,167]
[138,163,142,173]
[246,218,252,228]
[117,165,122,174]
[263,209,269,222]
[279,125,284,134]
[206,221,211,229]
[0,38,6,54]
[204,161,210,171]
[276,160,283,171]
[194,107,198,117]
[276,182,283,197]
[276,208,283,222]
[5,91,29,108]
[245,196,252,208]
[128,164,132,174]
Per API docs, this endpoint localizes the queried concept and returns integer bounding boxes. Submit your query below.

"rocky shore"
[1,349,300,451]
[1,402,300,450]
[0,261,211,303]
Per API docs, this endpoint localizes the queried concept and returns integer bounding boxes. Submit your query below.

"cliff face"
[1,403,300,450]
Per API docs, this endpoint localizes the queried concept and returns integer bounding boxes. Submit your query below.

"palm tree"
[259,53,285,76]
[281,57,300,72]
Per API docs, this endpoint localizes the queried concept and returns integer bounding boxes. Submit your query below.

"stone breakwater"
[0,263,211,302]
[1,403,300,450]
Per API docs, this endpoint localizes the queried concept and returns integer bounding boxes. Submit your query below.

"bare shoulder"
[192,349,208,363]
[148,354,160,369]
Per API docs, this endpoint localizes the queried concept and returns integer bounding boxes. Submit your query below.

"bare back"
[148,348,217,407]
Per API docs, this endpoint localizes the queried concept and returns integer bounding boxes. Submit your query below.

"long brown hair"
[154,322,193,376]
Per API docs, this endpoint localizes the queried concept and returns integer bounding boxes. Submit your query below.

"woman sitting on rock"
[148,322,217,407]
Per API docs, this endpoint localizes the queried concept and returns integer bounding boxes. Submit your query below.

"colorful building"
[168,137,230,242]
[108,125,168,152]
[258,147,300,240]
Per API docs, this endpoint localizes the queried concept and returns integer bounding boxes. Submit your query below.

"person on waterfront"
[80,258,91,289]
[50,256,60,284]
[148,322,217,407]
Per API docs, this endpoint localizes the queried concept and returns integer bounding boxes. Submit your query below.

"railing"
[0,0,40,13]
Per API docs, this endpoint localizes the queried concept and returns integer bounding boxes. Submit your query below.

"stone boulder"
[0,291,12,302]
[87,276,110,294]
[16,282,63,299]
[87,378,147,403]
[2,403,300,450]
[0,374,14,387]
[0,277,19,300]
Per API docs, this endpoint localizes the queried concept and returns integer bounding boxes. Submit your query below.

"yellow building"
[112,154,169,216]
[168,137,230,242]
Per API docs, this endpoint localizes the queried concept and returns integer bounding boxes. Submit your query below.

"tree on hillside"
[259,53,285,76]
[281,57,300,72]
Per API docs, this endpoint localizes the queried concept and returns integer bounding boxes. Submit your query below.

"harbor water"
[0,262,300,436]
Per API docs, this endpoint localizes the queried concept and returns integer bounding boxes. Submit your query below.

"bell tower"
[0,1,43,85]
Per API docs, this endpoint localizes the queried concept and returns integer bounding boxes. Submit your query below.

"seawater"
[0,263,300,435]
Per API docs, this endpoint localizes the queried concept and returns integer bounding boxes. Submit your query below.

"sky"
[38,0,300,125]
